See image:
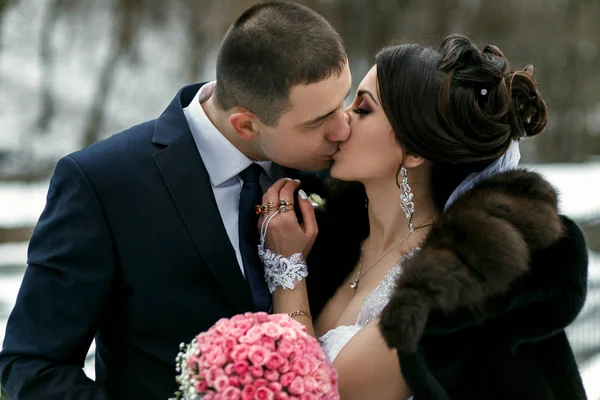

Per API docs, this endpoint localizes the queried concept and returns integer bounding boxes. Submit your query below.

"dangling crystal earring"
[399,167,415,232]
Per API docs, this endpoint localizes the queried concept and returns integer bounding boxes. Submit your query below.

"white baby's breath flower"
[308,193,326,208]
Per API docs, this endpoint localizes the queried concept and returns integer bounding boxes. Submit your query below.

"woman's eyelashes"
[352,100,372,115]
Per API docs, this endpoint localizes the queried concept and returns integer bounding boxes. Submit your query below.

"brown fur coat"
[307,170,588,399]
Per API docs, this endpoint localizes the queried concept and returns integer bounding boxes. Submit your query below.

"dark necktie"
[238,164,272,312]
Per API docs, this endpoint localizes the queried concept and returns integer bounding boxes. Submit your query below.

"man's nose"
[326,111,351,142]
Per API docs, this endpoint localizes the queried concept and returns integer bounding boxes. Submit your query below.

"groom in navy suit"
[0,2,351,399]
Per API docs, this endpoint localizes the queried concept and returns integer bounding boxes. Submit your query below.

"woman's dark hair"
[375,34,548,209]
[214,1,347,126]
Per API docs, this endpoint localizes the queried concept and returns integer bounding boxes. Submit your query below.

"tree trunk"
[81,0,139,147]
[36,0,61,133]
[81,45,123,147]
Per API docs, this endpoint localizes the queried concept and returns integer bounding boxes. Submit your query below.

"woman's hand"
[259,178,318,259]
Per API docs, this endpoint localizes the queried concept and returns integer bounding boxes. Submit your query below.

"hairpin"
[480,89,488,96]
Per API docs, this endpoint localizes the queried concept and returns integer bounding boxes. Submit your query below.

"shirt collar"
[183,82,273,187]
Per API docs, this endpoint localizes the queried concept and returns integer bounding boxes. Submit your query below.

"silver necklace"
[350,233,411,290]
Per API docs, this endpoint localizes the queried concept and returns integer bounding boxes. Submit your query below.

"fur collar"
[378,169,568,353]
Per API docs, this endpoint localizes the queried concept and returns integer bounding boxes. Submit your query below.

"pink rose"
[249,345,270,366]
[222,337,237,351]
[253,378,268,388]
[275,393,290,400]
[277,340,294,359]
[229,376,241,387]
[278,359,291,374]
[195,380,208,393]
[289,376,305,395]
[231,345,249,362]
[281,329,298,341]
[241,385,255,400]
[254,386,275,400]
[203,391,216,400]
[250,365,264,378]
[295,340,307,354]
[270,313,292,325]
[221,386,242,399]
[224,363,235,376]
[264,369,279,382]
[235,320,253,333]
[280,372,296,387]
[267,382,282,393]
[265,352,284,370]
[239,326,263,344]
[303,376,317,392]
[261,322,283,338]
[216,319,235,334]
[305,359,318,376]
[233,360,249,376]
[229,328,247,339]
[260,337,277,352]
[290,359,311,376]
[213,375,230,392]
[240,372,254,386]
[205,366,225,386]
[255,312,270,323]
[299,394,318,400]
[206,347,227,367]
[230,314,246,323]
[199,341,213,354]
[314,380,332,396]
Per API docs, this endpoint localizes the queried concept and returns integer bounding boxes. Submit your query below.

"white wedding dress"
[318,251,416,399]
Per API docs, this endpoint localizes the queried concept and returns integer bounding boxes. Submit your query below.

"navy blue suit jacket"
[0,83,286,399]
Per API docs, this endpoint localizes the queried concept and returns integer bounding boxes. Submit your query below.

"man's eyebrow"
[299,86,353,127]
[357,89,380,106]
[299,109,336,127]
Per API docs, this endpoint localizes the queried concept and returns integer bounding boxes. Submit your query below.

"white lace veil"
[443,140,521,212]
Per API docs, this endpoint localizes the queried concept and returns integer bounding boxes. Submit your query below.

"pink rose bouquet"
[171,312,339,400]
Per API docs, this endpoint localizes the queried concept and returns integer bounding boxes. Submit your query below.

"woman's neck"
[363,173,437,252]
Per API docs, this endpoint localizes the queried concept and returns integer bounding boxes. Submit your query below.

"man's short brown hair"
[214,1,347,126]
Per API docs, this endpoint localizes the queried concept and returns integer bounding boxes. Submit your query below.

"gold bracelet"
[288,310,312,319]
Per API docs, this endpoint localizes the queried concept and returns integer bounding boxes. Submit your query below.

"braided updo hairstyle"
[375,34,548,209]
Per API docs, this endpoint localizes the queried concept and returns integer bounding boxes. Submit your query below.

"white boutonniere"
[308,193,326,208]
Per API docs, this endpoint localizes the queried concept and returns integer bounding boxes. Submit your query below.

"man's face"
[255,62,352,172]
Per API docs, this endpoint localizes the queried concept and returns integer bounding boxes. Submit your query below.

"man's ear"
[229,108,260,141]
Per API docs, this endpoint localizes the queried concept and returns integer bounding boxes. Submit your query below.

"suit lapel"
[152,84,255,313]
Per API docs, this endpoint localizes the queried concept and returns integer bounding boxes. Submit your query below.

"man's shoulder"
[68,120,158,168]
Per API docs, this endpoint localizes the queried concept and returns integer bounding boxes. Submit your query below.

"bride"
[257,34,588,399]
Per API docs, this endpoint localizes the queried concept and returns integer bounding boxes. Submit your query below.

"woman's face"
[330,65,404,183]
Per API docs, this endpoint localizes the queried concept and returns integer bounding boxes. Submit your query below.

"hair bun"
[438,35,507,87]
[436,34,548,150]
[506,65,548,138]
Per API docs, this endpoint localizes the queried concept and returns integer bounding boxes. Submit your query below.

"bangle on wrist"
[288,310,312,319]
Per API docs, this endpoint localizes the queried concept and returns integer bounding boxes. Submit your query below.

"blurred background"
[0,0,599,398]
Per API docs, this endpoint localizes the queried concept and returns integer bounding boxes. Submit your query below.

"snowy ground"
[1,163,599,395]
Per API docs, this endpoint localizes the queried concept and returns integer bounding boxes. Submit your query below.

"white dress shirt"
[183,82,274,277]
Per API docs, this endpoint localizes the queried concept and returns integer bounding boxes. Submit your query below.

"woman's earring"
[399,167,415,232]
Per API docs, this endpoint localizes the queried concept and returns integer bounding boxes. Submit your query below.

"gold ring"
[279,205,294,213]
[255,204,269,215]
